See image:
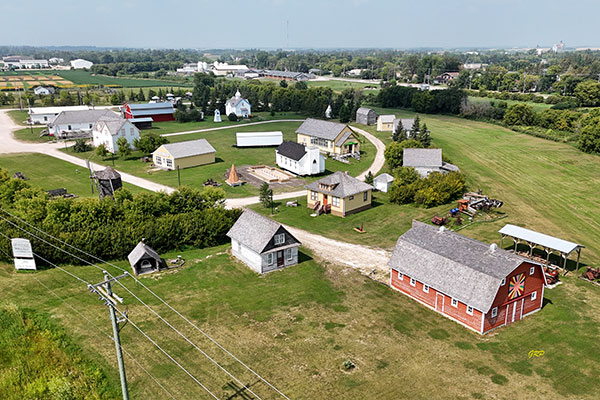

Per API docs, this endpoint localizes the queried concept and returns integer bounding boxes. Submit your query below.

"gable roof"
[393,118,415,132]
[378,114,396,123]
[128,241,162,266]
[306,171,373,198]
[277,141,306,161]
[389,221,537,312]
[295,118,349,141]
[226,209,300,254]
[96,116,131,136]
[49,109,117,127]
[126,102,174,117]
[403,148,442,168]
[374,173,395,183]
[155,139,215,159]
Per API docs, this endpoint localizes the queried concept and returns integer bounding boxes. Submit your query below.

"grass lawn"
[468,96,554,113]
[12,127,54,143]
[55,70,191,88]
[1,244,599,399]
[63,121,376,198]
[7,109,29,125]
[0,153,147,197]
[306,79,380,93]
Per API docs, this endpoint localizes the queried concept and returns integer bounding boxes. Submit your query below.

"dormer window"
[274,233,285,245]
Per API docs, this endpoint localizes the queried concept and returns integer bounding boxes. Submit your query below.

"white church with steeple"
[225,90,251,118]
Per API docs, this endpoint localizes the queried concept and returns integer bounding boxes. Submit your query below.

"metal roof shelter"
[498,224,584,270]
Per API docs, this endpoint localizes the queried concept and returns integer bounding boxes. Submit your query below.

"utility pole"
[177,165,181,186]
[89,272,130,400]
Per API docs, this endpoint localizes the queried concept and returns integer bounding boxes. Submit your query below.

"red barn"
[389,221,546,334]
[122,102,175,122]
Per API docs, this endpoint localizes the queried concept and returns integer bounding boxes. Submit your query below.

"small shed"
[96,167,123,198]
[356,107,377,125]
[373,173,395,192]
[152,139,216,170]
[128,241,164,275]
[214,109,222,122]
[236,131,283,147]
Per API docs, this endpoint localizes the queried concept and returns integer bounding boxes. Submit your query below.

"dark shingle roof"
[296,118,348,141]
[403,148,442,168]
[226,209,300,254]
[389,221,536,312]
[277,141,306,161]
[306,171,373,198]
[96,166,121,180]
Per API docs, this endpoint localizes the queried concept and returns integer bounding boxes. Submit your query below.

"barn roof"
[155,139,215,159]
[226,209,300,254]
[306,171,373,198]
[128,242,162,267]
[356,107,375,115]
[277,141,306,161]
[403,148,442,168]
[295,118,348,140]
[498,224,584,255]
[389,221,538,312]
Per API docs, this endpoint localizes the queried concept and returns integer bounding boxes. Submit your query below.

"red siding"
[149,113,175,122]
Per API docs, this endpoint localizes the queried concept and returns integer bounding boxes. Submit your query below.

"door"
[277,251,284,267]
[435,293,444,312]
[323,195,328,206]
[514,299,524,322]
[506,301,519,325]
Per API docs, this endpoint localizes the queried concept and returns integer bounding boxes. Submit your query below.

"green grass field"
[0,153,147,197]
[63,120,376,198]
[467,96,554,113]
[306,79,380,93]
[1,243,598,399]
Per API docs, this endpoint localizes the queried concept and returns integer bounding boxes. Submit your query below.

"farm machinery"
[581,266,600,284]
[457,191,503,216]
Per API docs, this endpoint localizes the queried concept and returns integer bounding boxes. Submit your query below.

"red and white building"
[389,221,546,334]
[122,102,175,122]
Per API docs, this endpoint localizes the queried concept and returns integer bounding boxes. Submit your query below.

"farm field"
[0,153,147,197]
[0,72,74,90]
[0,243,599,399]
[62,121,376,198]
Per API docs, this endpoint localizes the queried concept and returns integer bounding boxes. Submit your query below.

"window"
[529,266,535,275]
[397,271,403,280]
[500,278,506,286]
[68,125,72,130]
[410,278,416,287]
[267,253,274,265]
[451,298,458,307]
[310,191,318,201]
[423,285,429,293]
[332,196,340,207]
[491,307,498,318]
[274,233,285,245]
[310,137,329,147]
[44,116,48,122]
[349,195,354,200]
[155,156,162,165]
[363,192,368,201]
[531,291,537,301]
[286,248,293,261]
[166,159,173,168]
[466,306,474,316]
[89,124,93,129]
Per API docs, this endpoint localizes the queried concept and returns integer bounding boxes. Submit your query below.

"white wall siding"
[230,239,263,273]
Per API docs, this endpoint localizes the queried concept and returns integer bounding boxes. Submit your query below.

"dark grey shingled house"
[128,241,164,275]
[227,209,301,274]
[356,107,377,125]
[402,148,460,177]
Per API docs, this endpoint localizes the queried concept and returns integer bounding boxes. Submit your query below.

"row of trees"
[0,170,241,263]
[377,86,466,114]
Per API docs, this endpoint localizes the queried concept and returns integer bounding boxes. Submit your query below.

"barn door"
[506,302,517,325]
[435,293,444,312]
[514,299,524,322]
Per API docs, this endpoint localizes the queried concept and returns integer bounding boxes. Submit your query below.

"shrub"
[228,112,238,122]
[72,139,92,153]
[503,103,536,126]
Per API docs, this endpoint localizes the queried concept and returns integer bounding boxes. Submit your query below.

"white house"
[226,90,251,117]
[276,141,325,176]
[373,173,395,192]
[92,117,140,153]
[29,105,90,124]
[227,209,301,274]
[48,109,119,137]
[403,148,460,178]
[70,59,94,69]
[33,86,55,96]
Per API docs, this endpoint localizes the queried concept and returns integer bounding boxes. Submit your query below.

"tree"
[128,90,136,101]
[279,80,288,88]
[295,81,308,90]
[578,116,600,154]
[392,123,407,142]
[72,139,91,153]
[365,171,374,185]
[133,133,168,155]
[503,103,536,126]
[138,88,146,101]
[116,137,131,158]
[259,182,273,209]
[339,104,351,123]
[574,80,600,107]
[384,139,423,170]
[95,143,108,159]
[416,123,431,147]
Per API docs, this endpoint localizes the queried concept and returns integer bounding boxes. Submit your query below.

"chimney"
[438,226,446,233]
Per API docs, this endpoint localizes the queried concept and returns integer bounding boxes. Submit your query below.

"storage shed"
[96,166,122,198]
[236,131,283,147]
[152,139,216,170]
[373,173,394,192]
[356,107,377,125]
[128,241,164,275]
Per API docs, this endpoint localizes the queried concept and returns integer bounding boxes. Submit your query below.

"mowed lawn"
[64,120,376,198]
[467,96,554,112]
[0,153,147,197]
[1,244,599,399]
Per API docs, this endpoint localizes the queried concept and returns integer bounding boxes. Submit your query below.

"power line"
[0,208,291,400]
[0,213,263,400]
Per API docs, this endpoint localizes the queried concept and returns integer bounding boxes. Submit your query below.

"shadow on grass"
[298,249,313,264]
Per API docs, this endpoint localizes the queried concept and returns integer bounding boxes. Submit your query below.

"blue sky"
[1,0,598,49]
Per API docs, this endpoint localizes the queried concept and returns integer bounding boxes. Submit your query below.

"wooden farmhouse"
[152,139,216,170]
[389,221,546,334]
[92,117,140,154]
[128,241,164,275]
[377,114,396,131]
[403,148,459,178]
[356,107,377,125]
[48,109,117,137]
[227,210,301,274]
[276,141,325,176]
[296,118,360,155]
[306,171,374,217]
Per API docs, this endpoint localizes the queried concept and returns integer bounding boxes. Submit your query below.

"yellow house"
[152,138,216,170]
[306,171,374,217]
[377,114,396,131]
[296,118,360,155]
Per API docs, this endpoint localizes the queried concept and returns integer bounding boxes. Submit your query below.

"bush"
[389,170,465,208]
[384,140,423,170]
[503,103,536,126]
[578,116,600,153]
[460,101,505,121]
[133,133,168,155]
[228,112,238,122]
[72,139,92,153]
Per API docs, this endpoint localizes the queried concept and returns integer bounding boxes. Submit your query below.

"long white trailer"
[236,131,283,147]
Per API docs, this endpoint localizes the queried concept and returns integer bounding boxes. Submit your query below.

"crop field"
[0,73,74,90]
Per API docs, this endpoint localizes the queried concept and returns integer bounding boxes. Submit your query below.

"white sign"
[14,258,37,271]
[11,238,33,258]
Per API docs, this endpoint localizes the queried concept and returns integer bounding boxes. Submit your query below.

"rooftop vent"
[489,243,498,252]
[438,226,446,233]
